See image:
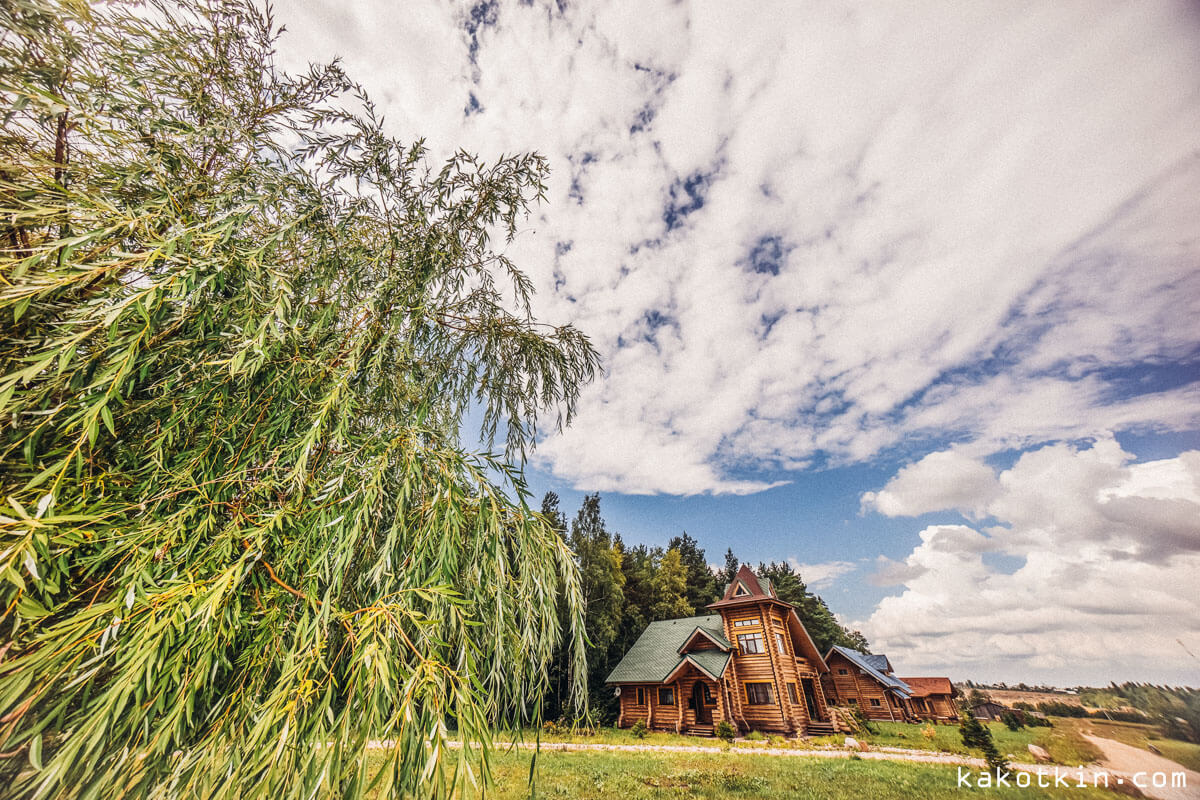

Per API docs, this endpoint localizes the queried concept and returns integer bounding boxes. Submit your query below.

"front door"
[692,681,712,725]
[801,678,820,720]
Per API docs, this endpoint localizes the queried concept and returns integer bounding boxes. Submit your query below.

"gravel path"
[1082,734,1200,800]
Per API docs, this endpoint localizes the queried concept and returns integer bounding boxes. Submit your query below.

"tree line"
[538,492,870,723]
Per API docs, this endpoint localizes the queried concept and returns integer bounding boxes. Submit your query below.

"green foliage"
[542,493,626,723]
[744,729,766,741]
[650,549,694,621]
[959,709,1008,772]
[755,561,869,654]
[630,719,648,739]
[667,531,720,610]
[721,548,739,585]
[0,1,599,798]
[1000,711,1024,731]
[1077,683,1198,742]
[715,719,736,743]
[570,494,626,654]
[851,705,878,735]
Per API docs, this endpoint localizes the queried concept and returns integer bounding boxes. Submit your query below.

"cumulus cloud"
[862,450,999,518]
[859,440,1200,684]
[273,0,1200,495]
[788,559,857,590]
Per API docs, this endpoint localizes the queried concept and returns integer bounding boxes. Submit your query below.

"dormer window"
[733,582,750,596]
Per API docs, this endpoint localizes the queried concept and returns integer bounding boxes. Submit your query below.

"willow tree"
[0,1,597,798]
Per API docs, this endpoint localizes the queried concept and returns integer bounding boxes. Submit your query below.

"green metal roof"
[683,648,733,681]
[605,615,731,684]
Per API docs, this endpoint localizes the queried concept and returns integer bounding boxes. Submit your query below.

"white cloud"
[858,441,1200,684]
[787,559,857,591]
[862,450,999,518]
[274,1,1200,494]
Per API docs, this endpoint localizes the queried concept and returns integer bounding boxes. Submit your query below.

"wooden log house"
[605,566,837,736]
[822,646,914,721]
[898,676,959,722]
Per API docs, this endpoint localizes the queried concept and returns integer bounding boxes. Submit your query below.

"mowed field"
[371,750,1121,800]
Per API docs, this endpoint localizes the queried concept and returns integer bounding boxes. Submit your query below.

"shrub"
[715,720,736,743]
[1000,711,1024,731]
[745,730,766,741]
[851,706,878,734]
[542,719,564,736]
[922,724,937,741]
[630,719,648,739]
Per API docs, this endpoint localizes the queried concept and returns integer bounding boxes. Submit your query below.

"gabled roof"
[708,566,829,672]
[664,650,734,683]
[605,615,732,684]
[712,565,775,605]
[677,625,732,654]
[864,653,893,674]
[826,646,912,698]
[900,677,956,698]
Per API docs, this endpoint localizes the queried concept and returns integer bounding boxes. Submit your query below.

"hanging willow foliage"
[0,0,598,797]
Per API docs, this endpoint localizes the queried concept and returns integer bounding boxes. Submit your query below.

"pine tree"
[564,494,626,722]
[0,3,599,798]
[722,548,740,585]
[541,492,573,720]
[667,531,720,609]
[650,549,694,620]
[569,495,626,656]
[615,540,658,654]
[959,706,1009,773]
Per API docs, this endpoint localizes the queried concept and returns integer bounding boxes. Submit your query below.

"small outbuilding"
[971,701,1008,721]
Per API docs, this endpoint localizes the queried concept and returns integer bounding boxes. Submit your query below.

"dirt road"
[1082,734,1200,800]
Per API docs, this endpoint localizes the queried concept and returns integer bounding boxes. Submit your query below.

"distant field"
[367,750,1121,799]
[985,689,1086,708]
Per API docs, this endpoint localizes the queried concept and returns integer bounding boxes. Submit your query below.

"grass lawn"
[531,720,1103,765]
[532,717,1200,772]
[425,749,1122,799]
[850,720,1099,766]
[1049,717,1200,773]
[1150,739,1200,772]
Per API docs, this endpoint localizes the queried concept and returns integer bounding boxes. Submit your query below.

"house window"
[636,687,645,706]
[733,618,759,627]
[848,697,857,704]
[775,632,786,655]
[734,582,750,596]
[837,668,848,675]
[870,698,882,707]
[745,683,773,705]
[787,683,799,704]
[658,687,675,706]
[736,633,764,654]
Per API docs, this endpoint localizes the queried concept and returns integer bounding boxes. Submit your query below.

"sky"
[274,1,1200,687]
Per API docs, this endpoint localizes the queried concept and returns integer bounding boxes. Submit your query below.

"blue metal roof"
[828,646,912,698]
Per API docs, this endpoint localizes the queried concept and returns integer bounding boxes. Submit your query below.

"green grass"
[1149,739,1200,772]
[531,720,1105,766]
[428,750,1120,799]
[849,720,1100,766]
[1048,717,1200,773]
